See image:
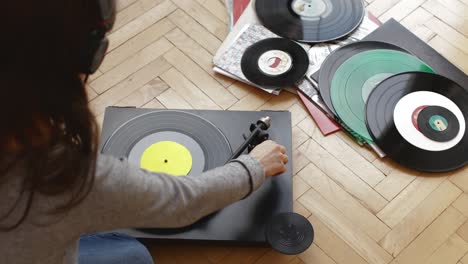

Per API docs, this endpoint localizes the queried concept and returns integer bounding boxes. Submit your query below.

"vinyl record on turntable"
[241,38,309,89]
[255,0,365,43]
[330,49,435,142]
[101,110,232,176]
[365,72,468,172]
[318,41,408,115]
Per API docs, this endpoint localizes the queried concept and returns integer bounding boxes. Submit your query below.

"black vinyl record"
[255,0,365,43]
[417,106,460,143]
[265,212,314,255]
[101,110,232,171]
[101,110,233,235]
[241,38,309,89]
[366,72,468,172]
[318,41,408,115]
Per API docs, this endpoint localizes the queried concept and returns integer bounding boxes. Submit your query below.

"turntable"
[99,106,294,244]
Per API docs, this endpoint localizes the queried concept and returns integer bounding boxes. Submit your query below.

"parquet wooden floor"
[89,0,468,263]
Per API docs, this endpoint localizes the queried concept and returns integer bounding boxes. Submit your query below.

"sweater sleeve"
[73,154,265,234]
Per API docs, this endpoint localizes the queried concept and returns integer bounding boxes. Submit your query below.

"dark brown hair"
[0,0,101,230]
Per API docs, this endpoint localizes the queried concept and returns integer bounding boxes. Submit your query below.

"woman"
[0,0,289,263]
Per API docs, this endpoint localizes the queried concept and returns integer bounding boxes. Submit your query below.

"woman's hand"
[249,140,289,177]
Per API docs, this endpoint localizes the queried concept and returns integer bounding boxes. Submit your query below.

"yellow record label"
[140,141,193,176]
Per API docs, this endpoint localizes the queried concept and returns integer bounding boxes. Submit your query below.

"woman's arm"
[72,154,265,234]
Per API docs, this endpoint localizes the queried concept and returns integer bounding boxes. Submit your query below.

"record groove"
[241,38,309,89]
[330,49,435,142]
[318,41,408,115]
[266,212,314,255]
[255,0,365,43]
[366,72,468,172]
[417,106,460,143]
[101,110,232,171]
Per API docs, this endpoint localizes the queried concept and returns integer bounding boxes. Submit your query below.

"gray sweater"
[0,154,265,264]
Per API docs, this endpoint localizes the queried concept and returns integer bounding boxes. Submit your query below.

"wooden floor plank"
[167,9,223,55]
[293,200,311,219]
[173,0,228,40]
[305,214,369,264]
[91,37,174,94]
[380,181,463,256]
[423,16,468,53]
[298,244,337,264]
[116,0,139,12]
[101,18,175,72]
[299,163,390,242]
[254,250,297,264]
[292,127,310,152]
[450,167,468,192]
[335,132,378,163]
[142,98,165,109]
[374,168,418,201]
[116,77,169,107]
[108,0,177,51]
[292,174,311,200]
[163,48,237,109]
[299,189,393,264]
[292,148,311,175]
[436,0,468,18]
[112,0,166,32]
[453,194,468,217]
[228,88,273,111]
[377,176,446,228]
[288,103,309,127]
[164,27,234,87]
[393,206,467,264]
[461,253,468,264]
[400,7,436,42]
[298,139,388,214]
[423,0,468,36]
[310,129,385,187]
[160,68,221,110]
[157,88,193,109]
[196,0,229,24]
[428,35,468,72]
[379,0,426,23]
[368,0,402,17]
[458,221,468,242]
[426,234,468,264]
[90,56,172,116]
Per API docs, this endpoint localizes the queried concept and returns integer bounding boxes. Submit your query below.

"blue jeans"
[78,233,154,264]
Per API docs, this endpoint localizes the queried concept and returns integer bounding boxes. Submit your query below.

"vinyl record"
[255,0,365,43]
[265,212,314,255]
[417,106,460,143]
[318,41,408,115]
[330,49,435,142]
[366,72,468,172]
[101,110,232,175]
[241,38,309,89]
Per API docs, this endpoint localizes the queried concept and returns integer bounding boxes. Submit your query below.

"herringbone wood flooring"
[89,0,468,263]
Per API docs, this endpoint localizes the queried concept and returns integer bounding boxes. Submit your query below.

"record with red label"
[241,38,309,89]
[365,72,468,172]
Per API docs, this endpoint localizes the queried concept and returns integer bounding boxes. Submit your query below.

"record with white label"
[241,38,309,89]
[255,0,365,43]
[366,72,468,172]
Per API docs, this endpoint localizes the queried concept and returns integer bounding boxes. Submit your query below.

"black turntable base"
[99,106,293,244]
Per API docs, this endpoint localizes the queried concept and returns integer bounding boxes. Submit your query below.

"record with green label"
[330,49,435,142]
